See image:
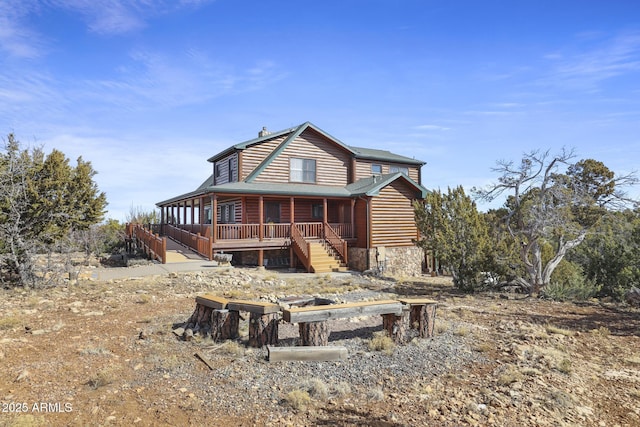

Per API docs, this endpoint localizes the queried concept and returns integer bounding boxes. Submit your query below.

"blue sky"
[1,0,639,221]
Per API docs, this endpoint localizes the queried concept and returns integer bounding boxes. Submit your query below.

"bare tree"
[475,149,637,295]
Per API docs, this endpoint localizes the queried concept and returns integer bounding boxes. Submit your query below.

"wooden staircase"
[309,241,348,273]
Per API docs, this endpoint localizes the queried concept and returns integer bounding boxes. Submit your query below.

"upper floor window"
[371,164,382,175]
[390,166,409,176]
[228,158,235,182]
[290,158,316,183]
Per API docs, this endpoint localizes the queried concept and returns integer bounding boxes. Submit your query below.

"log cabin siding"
[370,181,418,247]
[213,153,239,185]
[354,159,420,183]
[354,198,370,248]
[241,136,288,179]
[253,129,350,185]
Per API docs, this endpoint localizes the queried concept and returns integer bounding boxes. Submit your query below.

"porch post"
[183,203,187,225]
[290,197,295,224]
[211,195,217,243]
[160,206,165,235]
[171,205,176,224]
[190,200,195,225]
[258,249,264,269]
[323,198,328,225]
[177,202,181,225]
[350,199,355,238]
[258,196,264,241]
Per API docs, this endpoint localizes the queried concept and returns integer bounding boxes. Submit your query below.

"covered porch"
[155,192,355,270]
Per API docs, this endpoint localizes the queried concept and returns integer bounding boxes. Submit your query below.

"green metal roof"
[157,172,427,206]
[206,122,426,167]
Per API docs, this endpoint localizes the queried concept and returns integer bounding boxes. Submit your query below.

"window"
[215,163,221,178]
[290,158,316,183]
[228,158,235,182]
[220,203,235,223]
[312,204,324,219]
[371,164,382,175]
[390,166,409,176]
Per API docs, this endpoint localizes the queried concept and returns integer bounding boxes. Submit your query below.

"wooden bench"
[397,298,437,338]
[282,300,405,345]
[226,299,281,348]
[184,294,238,342]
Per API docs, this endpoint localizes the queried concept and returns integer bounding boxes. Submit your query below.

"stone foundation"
[348,246,424,277]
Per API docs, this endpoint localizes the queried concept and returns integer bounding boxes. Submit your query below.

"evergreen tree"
[414,186,492,291]
[0,134,107,287]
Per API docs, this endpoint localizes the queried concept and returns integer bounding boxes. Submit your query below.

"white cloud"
[543,31,640,90]
[0,1,46,58]
[414,124,450,131]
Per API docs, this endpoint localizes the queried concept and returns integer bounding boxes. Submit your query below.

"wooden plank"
[227,299,281,314]
[397,298,438,305]
[267,345,347,362]
[194,351,215,370]
[195,294,228,309]
[283,300,402,323]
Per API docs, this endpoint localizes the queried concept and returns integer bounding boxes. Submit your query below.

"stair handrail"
[323,222,348,264]
[290,223,311,272]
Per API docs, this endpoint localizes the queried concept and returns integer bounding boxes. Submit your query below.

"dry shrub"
[220,340,245,356]
[545,324,574,336]
[333,381,351,397]
[368,331,395,355]
[497,365,524,386]
[300,378,329,400]
[87,368,116,390]
[285,390,311,410]
[367,386,385,401]
[0,316,21,330]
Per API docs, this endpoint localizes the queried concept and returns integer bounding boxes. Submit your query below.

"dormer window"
[290,158,316,183]
[371,164,382,175]
[390,166,408,176]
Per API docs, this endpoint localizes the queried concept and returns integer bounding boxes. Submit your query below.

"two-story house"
[156,122,428,275]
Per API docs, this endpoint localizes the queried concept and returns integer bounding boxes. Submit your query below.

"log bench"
[226,299,281,348]
[397,298,437,338]
[184,294,238,342]
[282,300,405,345]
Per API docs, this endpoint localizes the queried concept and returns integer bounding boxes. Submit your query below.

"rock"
[173,327,185,337]
[184,329,194,341]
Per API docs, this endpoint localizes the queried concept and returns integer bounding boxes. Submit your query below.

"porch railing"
[164,224,212,260]
[126,223,167,264]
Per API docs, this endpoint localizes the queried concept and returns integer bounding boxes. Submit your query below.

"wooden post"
[258,196,264,241]
[290,197,295,224]
[410,304,437,338]
[383,309,409,344]
[248,312,279,347]
[258,249,264,268]
[212,196,217,243]
[299,321,329,346]
[211,309,239,342]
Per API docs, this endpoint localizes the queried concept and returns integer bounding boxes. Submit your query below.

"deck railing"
[164,224,212,259]
[126,223,167,264]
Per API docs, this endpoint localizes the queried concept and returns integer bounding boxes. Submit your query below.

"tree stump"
[298,321,329,346]
[410,304,437,338]
[382,310,408,344]
[184,303,214,336]
[211,309,239,342]
[248,312,279,347]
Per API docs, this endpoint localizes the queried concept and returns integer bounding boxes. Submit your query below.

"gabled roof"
[346,172,428,198]
[207,121,426,167]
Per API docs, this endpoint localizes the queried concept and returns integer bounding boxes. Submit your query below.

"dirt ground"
[1,267,639,426]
